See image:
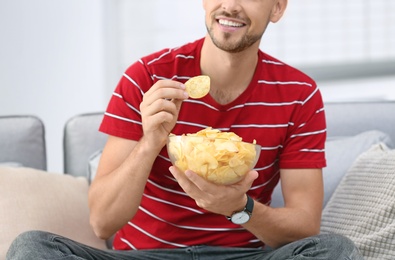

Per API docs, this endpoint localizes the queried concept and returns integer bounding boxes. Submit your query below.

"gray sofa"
[1,101,395,259]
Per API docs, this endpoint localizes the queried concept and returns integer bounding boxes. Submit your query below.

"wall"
[0,0,108,172]
[264,0,395,66]
[103,1,206,94]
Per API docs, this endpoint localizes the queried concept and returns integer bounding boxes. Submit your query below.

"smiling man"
[7,1,363,259]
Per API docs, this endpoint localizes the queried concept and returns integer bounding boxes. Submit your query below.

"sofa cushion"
[0,167,107,259]
[270,130,393,208]
[320,143,395,260]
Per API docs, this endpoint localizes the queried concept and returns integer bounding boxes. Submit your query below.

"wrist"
[139,134,166,154]
[226,194,254,225]
[236,194,248,213]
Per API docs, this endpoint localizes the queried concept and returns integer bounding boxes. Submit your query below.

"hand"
[140,80,188,149]
[169,166,258,216]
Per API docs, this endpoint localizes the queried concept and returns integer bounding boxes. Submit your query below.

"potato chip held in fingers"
[185,75,210,99]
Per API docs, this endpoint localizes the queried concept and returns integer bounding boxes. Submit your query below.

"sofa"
[1,101,395,260]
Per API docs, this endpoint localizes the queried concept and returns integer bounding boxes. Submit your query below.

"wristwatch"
[227,194,254,225]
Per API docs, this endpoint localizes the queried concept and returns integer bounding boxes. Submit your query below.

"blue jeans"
[6,230,363,260]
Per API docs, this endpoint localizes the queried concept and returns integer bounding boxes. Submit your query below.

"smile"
[218,19,245,28]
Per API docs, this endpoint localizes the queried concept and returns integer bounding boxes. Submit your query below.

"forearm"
[243,202,321,248]
[88,137,162,239]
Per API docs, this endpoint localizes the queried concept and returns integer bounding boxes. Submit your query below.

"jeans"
[6,230,364,260]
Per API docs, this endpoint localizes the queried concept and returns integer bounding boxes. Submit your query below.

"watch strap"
[244,194,254,214]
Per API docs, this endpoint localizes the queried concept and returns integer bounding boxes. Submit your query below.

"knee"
[319,233,362,259]
[6,230,54,259]
[10,230,51,247]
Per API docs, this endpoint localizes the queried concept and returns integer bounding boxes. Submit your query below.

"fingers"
[141,80,188,120]
[184,170,211,192]
[170,167,258,196]
[143,80,188,107]
[142,98,175,120]
[170,167,213,194]
[169,167,199,193]
[169,166,257,215]
[169,167,215,211]
[240,170,259,188]
[169,167,207,200]
[140,80,189,143]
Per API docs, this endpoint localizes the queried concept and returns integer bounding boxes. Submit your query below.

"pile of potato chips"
[167,128,259,185]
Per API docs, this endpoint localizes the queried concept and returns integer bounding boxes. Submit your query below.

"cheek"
[250,9,272,31]
[202,0,216,13]
[202,1,216,24]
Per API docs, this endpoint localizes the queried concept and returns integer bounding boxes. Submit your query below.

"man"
[7,0,363,259]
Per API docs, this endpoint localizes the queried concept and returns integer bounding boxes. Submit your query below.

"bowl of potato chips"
[167,128,261,185]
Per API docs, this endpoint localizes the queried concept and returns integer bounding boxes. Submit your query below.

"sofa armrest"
[0,115,46,170]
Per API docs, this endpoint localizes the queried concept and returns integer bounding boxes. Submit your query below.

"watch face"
[231,211,250,225]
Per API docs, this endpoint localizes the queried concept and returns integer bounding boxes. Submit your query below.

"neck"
[200,35,259,104]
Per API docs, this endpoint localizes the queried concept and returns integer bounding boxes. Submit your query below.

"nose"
[221,0,242,14]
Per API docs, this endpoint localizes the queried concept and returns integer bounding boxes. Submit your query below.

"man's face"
[203,0,280,53]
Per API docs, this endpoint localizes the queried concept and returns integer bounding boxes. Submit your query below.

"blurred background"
[1,0,394,173]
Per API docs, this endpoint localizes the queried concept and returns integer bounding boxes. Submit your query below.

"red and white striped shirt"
[99,38,327,250]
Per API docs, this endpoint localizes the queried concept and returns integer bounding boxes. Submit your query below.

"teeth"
[219,19,244,27]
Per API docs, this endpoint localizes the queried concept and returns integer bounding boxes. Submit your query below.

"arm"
[88,80,188,239]
[170,167,323,249]
[244,168,323,248]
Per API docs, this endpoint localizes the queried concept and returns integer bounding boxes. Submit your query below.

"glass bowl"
[167,135,261,185]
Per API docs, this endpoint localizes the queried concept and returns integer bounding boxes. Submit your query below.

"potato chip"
[167,128,260,185]
[185,75,210,99]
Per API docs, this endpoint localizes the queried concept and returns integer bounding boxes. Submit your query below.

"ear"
[270,0,288,23]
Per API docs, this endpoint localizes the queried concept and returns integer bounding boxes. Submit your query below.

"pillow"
[270,130,393,208]
[320,143,395,260]
[0,167,107,259]
[322,130,392,206]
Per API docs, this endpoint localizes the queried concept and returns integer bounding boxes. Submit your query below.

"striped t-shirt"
[99,38,327,250]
